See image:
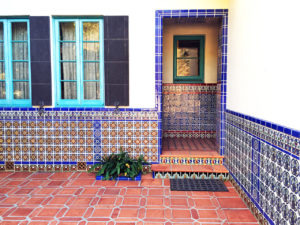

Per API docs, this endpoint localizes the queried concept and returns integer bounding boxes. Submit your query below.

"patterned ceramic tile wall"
[0,109,159,171]
[225,110,300,225]
[162,84,216,138]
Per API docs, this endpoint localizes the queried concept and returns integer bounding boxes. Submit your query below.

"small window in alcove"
[173,35,205,83]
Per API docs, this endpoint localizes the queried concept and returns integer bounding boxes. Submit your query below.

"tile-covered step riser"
[153,171,229,180]
[160,157,223,165]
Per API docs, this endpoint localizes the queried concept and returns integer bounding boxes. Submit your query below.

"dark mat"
[170,179,228,192]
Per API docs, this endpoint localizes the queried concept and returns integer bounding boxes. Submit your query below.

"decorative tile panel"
[225,110,299,225]
[153,171,229,180]
[162,84,217,138]
[0,109,160,171]
[160,155,223,165]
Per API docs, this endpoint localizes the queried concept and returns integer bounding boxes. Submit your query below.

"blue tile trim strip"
[228,119,299,160]
[226,110,300,158]
[0,107,157,112]
[226,109,300,138]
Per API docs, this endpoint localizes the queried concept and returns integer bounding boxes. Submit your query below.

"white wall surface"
[0,0,229,108]
[163,22,219,84]
[227,0,300,130]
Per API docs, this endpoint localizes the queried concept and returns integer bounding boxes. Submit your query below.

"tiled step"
[151,164,229,180]
[160,150,224,165]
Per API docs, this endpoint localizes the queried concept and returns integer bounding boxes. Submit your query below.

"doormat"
[170,179,228,192]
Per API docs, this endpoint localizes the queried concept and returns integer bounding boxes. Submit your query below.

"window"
[173,35,205,83]
[0,19,31,106]
[53,18,104,107]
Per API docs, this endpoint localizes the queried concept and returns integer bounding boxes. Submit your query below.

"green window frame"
[53,17,104,107]
[0,19,31,107]
[173,35,205,83]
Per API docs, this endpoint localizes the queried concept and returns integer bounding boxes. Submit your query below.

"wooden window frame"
[173,35,205,83]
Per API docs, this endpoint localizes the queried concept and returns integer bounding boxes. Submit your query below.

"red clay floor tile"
[48,196,70,205]
[38,208,61,217]
[197,210,219,218]
[223,209,258,222]
[172,209,191,218]
[122,197,140,205]
[104,188,120,195]
[194,198,216,209]
[98,197,116,205]
[218,198,247,209]
[146,209,165,218]
[10,207,34,217]
[125,188,143,195]
[118,208,139,217]
[64,208,87,217]
[146,197,164,206]
[91,208,113,217]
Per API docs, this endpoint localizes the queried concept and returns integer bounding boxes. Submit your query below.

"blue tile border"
[96,172,141,181]
[226,110,299,159]
[0,107,158,112]
[226,109,300,139]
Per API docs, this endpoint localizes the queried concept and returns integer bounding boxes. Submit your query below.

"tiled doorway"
[161,17,222,155]
[153,9,228,179]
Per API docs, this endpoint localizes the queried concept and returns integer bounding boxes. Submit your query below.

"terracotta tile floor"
[0,172,259,225]
[162,138,221,158]
[163,138,216,151]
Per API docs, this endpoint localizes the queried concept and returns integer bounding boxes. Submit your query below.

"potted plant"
[88,149,148,181]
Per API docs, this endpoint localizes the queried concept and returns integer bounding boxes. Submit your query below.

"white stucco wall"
[227,0,300,130]
[0,0,229,108]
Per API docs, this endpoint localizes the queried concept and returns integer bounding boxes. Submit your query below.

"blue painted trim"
[0,19,31,107]
[53,16,104,19]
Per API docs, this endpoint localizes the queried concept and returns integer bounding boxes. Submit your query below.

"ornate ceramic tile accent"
[153,171,229,180]
[160,155,223,165]
[94,120,159,163]
[162,84,217,138]
[0,109,160,171]
[225,111,300,225]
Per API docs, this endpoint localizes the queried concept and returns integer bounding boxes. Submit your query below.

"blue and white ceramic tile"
[226,111,299,225]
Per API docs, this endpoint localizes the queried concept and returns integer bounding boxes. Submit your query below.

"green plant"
[88,148,149,180]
